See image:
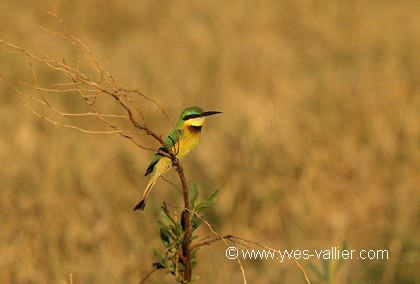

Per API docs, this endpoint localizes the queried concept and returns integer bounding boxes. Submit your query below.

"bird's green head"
[177,106,222,128]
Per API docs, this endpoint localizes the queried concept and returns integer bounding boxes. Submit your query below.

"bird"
[133,106,222,211]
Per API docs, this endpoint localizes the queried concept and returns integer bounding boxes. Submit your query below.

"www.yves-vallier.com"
[225,246,389,262]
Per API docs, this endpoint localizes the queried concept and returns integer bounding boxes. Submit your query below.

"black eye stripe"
[182,114,201,120]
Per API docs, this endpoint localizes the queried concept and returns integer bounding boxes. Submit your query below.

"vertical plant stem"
[175,162,192,282]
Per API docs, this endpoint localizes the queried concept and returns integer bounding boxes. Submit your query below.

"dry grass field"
[1,0,419,283]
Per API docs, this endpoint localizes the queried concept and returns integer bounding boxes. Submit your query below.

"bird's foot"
[172,157,179,166]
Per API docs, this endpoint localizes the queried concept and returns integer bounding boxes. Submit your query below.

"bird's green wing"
[144,128,183,176]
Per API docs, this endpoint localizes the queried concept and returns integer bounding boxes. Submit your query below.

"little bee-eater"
[133,106,221,211]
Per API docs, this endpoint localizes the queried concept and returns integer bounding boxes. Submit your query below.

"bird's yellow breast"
[174,124,202,160]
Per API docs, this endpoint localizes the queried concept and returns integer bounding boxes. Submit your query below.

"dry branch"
[1,17,171,153]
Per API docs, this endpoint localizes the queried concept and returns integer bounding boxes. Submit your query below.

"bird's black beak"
[201,111,222,117]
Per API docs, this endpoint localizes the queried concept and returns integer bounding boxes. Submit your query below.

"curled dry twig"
[191,212,311,284]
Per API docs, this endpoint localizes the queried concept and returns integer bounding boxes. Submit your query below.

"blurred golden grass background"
[1,0,420,283]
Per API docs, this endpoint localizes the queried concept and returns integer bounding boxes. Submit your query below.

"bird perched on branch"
[134,106,221,211]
